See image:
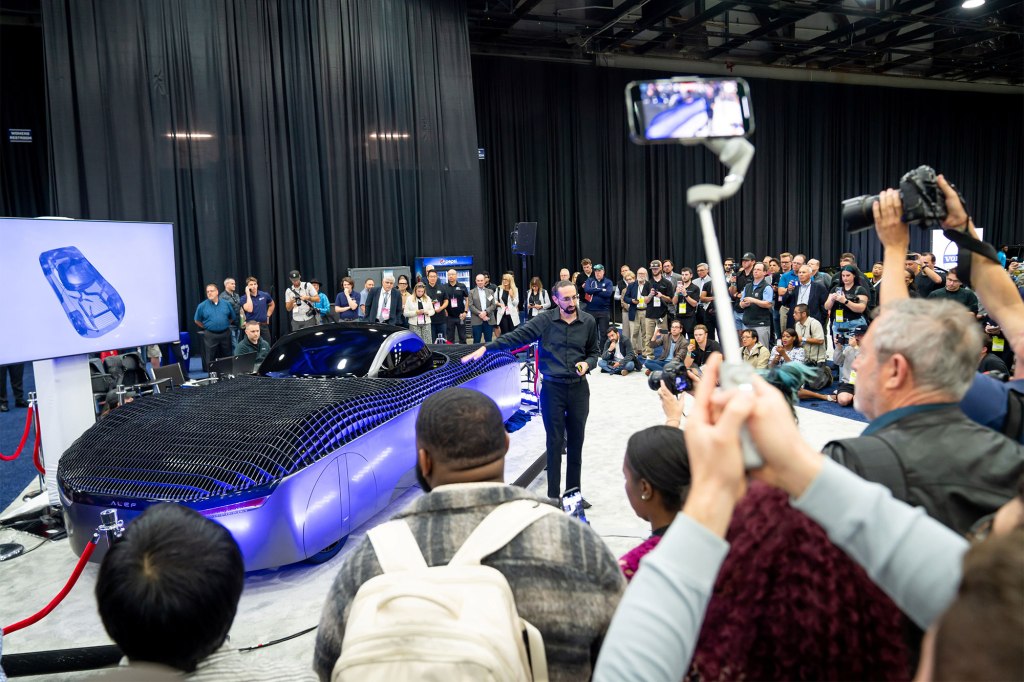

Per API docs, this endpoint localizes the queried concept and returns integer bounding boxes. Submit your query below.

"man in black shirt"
[673,267,701,339]
[423,269,449,343]
[730,252,756,332]
[442,269,469,343]
[464,280,600,502]
[574,259,593,312]
[907,252,944,297]
[646,260,674,355]
[684,324,722,389]
[233,321,271,371]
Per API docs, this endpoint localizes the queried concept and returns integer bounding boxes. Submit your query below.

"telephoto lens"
[841,165,948,233]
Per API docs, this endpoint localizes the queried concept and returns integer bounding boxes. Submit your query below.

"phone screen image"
[628,77,753,142]
[561,487,589,525]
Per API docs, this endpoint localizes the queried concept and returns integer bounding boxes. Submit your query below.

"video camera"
[841,165,957,233]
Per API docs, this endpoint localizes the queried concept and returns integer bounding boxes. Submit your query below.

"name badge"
[433,300,440,310]
[993,336,1005,352]
[653,296,661,308]
[382,306,390,318]
[450,298,458,309]
[678,302,687,314]
[417,313,425,324]
[835,309,844,323]
[849,369,857,385]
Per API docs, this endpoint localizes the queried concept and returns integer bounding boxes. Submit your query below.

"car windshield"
[257,324,433,378]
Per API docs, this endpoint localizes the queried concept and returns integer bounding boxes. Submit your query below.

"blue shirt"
[194,298,236,333]
[961,373,1024,443]
[778,270,798,292]
[335,291,359,320]
[240,291,273,323]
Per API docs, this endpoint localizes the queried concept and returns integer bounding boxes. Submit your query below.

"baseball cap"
[288,269,301,280]
[741,252,756,261]
[309,278,321,286]
[594,264,605,271]
[649,260,662,267]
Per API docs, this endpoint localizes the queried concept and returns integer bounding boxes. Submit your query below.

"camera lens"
[648,370,666,392]
[841,195,878,234]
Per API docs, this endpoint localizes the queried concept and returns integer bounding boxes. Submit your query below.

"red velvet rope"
[2,537,98,635]
[0,405,35,462]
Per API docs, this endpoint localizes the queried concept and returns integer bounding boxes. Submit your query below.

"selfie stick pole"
[685,137,755,365]
[686,137,762,469]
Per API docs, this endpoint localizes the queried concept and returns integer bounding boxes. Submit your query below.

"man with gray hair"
[807,258,831,290]
[824,297,1023,535]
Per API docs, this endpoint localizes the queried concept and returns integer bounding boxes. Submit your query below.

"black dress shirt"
[485,307,600,381]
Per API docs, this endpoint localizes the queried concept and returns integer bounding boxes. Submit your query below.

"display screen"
[628,77,753,142]
[0,218,178,365]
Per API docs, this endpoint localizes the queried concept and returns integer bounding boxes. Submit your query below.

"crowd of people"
[4,177,1021,681]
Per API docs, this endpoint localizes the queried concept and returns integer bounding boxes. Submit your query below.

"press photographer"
[285,269,318,331]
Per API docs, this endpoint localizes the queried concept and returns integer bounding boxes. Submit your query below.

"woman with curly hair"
[619,427,910,680]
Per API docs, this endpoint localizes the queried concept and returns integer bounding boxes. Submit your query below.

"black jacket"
[825,405,1024,535]
[364,288,402,325]
[486,307,600,380]
[782,280,829,328]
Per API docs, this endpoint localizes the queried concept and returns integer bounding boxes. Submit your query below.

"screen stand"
[33,355,96,505]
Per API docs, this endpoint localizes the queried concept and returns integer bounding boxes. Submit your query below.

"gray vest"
[742,279,772,327]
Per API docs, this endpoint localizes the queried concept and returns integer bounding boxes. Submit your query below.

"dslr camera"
[841,165,950,234]
[648,358,690,395]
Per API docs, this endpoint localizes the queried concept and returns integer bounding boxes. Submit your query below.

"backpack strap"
[367,519,429,573]
[1004,387,1024,442]
[829,435,909,501]
[450,499,559,566]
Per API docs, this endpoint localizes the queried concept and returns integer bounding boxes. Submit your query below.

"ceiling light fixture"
[368,132,411,140]
[961,0,984,8]
[165,132,214,140]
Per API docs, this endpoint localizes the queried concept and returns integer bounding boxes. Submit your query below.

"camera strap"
[941,226,1000,289]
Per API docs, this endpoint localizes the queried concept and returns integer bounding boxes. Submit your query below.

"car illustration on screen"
[57,323,521,570]
[39,246,125,338]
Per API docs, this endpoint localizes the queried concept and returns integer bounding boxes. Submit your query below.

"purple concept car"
[58,323,521,570]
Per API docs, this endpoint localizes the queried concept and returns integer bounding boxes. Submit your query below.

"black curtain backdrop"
[472,56,1024,286]
[40,0,481,336]
[0,13,51,218]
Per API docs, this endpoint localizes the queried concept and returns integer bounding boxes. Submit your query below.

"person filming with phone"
[239,276,275,343]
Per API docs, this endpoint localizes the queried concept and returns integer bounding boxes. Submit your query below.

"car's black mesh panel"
[58,348,513,502]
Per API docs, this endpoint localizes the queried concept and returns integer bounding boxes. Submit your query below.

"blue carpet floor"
[797,380,868,423]
[0,364,42,511]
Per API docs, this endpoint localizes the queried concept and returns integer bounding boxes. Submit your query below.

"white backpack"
[332,499,557,682]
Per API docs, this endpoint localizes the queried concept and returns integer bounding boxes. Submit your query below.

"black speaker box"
[512,222,537,256]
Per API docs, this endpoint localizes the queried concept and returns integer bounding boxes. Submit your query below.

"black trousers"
[679,316,696,339]
[204,329,234,368]
[698,308,717,341]
[540,379,590,498]
[590,311,610,340]
[0,363,25,405]
[430,319,447,343]
[446,316,467,343]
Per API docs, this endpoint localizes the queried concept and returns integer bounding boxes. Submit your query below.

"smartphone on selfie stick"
[626,76,762,469]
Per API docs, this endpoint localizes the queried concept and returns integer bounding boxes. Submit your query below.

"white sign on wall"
[931,228,984,268]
